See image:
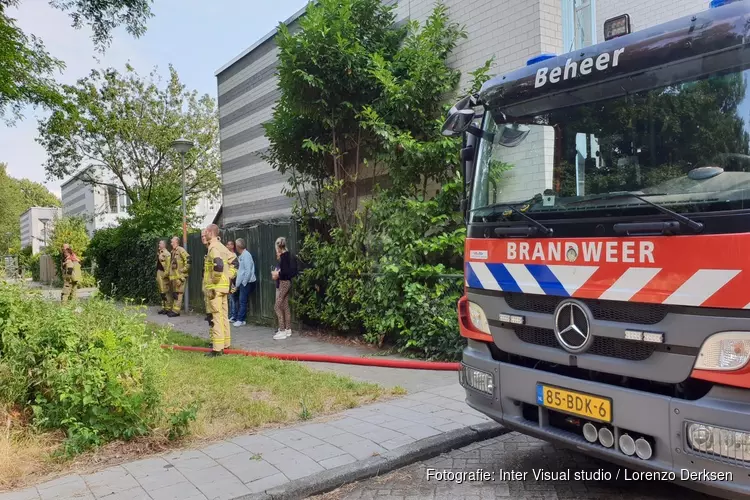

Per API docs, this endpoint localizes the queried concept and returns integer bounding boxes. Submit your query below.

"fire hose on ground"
[162,344,461,371]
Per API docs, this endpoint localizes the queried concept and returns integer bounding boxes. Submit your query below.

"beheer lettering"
[507,241,654,264]
[535,48,626,88]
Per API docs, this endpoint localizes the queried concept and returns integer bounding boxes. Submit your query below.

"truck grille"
[513,326,656,361]
[504,293,667,325]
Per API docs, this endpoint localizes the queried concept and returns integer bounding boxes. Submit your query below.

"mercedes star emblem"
[554,300,592,353]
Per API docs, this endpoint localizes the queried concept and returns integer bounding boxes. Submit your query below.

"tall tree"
[264,0,406,230]
[37,64,221,218]
[0,163,61,254]
[0,0,152,123]
[264,0,483,229]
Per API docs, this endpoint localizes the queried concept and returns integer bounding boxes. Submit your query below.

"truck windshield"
[470,68,750,223]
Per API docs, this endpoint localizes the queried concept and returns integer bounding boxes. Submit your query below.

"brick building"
[214,0,711,226]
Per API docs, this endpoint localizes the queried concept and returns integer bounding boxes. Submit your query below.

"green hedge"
[293,182,466,360]
[88,227,161,304]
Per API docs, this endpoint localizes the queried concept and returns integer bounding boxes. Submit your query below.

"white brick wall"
[596,0,710,42]
[394,0,564,90]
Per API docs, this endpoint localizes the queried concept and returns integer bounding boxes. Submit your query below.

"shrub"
[294,181,466,360]
[0,283,167,454]
[88,227,161,303]
[46,216,90,273]
[19,248,42,282]
[29,254,40,282]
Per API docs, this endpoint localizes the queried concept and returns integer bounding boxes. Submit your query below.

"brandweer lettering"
[535,48,625,88]
[506,241,655,264]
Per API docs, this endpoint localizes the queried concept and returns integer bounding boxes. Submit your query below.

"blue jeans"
[228,289,238,319]
[236,281,256,322]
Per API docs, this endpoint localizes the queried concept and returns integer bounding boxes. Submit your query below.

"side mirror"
[442,110,474,137]
[441,95,479,137]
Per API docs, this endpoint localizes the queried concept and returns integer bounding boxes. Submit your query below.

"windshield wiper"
[567,191,704,233]
[470,196,553,236]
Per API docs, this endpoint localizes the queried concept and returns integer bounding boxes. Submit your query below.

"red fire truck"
[443,1,750,498]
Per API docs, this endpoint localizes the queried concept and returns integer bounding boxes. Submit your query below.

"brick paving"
[316,432,720,500]
[0,385,494,500]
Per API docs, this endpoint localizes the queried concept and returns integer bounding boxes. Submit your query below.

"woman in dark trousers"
[271,237,293,340]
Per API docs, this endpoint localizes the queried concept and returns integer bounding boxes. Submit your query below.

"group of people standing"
[156,237,190,317]
[156,225,295,356]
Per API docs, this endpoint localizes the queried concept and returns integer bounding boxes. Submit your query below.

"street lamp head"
[171,137,194,154]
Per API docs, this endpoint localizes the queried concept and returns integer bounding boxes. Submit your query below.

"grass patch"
[0,335,393,489]
[161,351,387,439]
[161,328,210,348]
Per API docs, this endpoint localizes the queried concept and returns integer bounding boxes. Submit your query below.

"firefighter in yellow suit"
[201,229,212,323]
[61,246,82,302]
[157,240,172,314]
[204,224,237,356]
[168,236,190,317]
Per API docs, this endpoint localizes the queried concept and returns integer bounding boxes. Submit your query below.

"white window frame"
[562,0,597,52]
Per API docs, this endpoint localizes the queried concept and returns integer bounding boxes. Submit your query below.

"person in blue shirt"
[233,238,257,327]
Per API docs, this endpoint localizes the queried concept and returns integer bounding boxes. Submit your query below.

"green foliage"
[0,283,166,454]
[0,163,60,255]
[167,402,198,441]
[361,5,467,195]
[1,0,152,124]
[19,246,41,281]
[88,226,161,303]
[268,0,491,359]
[38,64,220,217]
[45,216,89,273]
[265,0,405,228]
[0,3,65,124]
[294,181,466,360]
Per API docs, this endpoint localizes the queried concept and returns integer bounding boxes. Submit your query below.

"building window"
[562,0,596,52]
[107,185,118,213]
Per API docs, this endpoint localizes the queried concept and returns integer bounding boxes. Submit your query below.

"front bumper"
[461,340,750,500]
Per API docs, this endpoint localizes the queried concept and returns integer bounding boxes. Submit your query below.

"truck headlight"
[468,302,490,334]
[694,332,750,371]
[687,422,750,462]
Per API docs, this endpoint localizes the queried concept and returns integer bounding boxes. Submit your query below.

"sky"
[0,0,308,198]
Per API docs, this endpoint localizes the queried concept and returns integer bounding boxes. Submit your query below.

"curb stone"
[237,421,509,500]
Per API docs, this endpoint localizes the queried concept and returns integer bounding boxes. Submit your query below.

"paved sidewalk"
[148,307,457,393]
[2,385,495,500]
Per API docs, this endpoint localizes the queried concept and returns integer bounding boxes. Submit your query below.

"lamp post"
[38,218,50,252]
[171,137,195,312]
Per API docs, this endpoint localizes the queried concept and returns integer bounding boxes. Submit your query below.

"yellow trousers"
[157,271,171,309]
[170,278,186,312]
[61,280,78,302]
[208,291,231,351]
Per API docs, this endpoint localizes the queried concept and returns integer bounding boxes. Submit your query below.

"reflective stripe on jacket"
[203,239,236,293]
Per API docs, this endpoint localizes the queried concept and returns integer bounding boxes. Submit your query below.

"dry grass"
[0,412,62,491]
[0,348,398,491]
